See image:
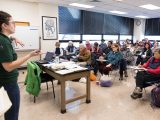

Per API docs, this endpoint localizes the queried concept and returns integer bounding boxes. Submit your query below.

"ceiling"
[11,0,160,18]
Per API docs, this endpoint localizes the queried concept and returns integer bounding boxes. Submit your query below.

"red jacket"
[143,57,160,74]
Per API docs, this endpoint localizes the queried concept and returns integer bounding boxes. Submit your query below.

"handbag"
[90,72,96,81]
[0,87,12,116]
[100,75,113,87]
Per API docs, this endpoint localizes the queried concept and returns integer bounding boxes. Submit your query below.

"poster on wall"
[42,16,58,40]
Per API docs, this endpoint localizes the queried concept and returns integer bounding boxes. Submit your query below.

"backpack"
[151,86,160,107]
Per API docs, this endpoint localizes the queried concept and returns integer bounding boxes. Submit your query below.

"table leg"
[86,75,91,103]
[61,80,66,113]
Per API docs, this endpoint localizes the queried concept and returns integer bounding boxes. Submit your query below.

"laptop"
[36,52,54,64]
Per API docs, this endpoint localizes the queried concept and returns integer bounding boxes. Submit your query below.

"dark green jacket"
[25,62,42,96]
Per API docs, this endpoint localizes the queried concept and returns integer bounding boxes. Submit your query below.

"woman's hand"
[142,68,148,71]
[138,64,143,68]
[106,64,112,68]
[12,37,25,47]
[29,50,41,57]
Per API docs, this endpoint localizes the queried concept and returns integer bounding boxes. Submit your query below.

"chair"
[33,73,55,103]
[142,80,160,96]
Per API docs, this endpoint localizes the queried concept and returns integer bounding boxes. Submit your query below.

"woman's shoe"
[124,70,128,77]
[130,92,142,99]
[130,87,143,99]
[119,75,123,81]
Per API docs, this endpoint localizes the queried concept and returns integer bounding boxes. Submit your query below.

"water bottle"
[55,56,59,63]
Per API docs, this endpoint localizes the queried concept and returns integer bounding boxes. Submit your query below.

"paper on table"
[55,66,87,75]
[55,69,74,75]
[96,59,107,62]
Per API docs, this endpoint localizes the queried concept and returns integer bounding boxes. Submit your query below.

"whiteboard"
[13,26,39,51]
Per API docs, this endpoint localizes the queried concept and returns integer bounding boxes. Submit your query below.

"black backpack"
[151,85,160,108]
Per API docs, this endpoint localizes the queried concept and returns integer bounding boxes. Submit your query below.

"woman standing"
[0,11,41,120]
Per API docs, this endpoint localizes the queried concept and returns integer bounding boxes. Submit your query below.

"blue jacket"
[106,51,123,65]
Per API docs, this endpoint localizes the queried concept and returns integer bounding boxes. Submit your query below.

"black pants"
[136,55,143,65]
[119,59,127,76]
[3,81,20,120]
[98,59,127,76]
[135,71,160,88]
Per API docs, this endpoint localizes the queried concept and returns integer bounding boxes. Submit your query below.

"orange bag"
[90,72,96,81]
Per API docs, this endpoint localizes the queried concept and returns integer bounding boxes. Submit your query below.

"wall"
[133,19,146,43]
[38,3,58,58]
[0,0,59,65]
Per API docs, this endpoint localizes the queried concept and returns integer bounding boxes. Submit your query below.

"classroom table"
[39,64,91,114]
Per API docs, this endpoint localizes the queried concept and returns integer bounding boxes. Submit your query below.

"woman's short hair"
[55,42,60,46]
[112,43,120,51]
[79,43,85,48]
[94,42,99,47]
[0,11,11,32]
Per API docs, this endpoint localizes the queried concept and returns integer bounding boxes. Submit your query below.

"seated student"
[119,45,134,80]
[136,43,152,65]
[103,40,113,56]
[53,42,64,56]
[85,40,92,51]
[124,39,131,48]
[121,45,134,65]
[66,41,76,55]
[131,48,160,99]
[77,44,91,66]
[99,39,107,53]
[152,40,159,53]
[133,41,143,56]
[98,43,123,78]
[92,42,103,56]
[91,42,103,75]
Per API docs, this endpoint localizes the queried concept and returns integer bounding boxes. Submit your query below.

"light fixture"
[115,0,123,2]
[135,15,148,18]
[109,10,127,14]
[139,4,160,10]
[69,3,95,9]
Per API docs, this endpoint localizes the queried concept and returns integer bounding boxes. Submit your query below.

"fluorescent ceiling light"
[109,11,127,14]
[135,15,148,18]
[139,4,160,10]
[69,3,95,9]
[115,0,123,2]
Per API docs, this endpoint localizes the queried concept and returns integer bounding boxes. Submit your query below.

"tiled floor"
[1,69,160,120]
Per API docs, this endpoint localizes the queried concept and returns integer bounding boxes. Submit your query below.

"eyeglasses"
[8,21,15,24]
